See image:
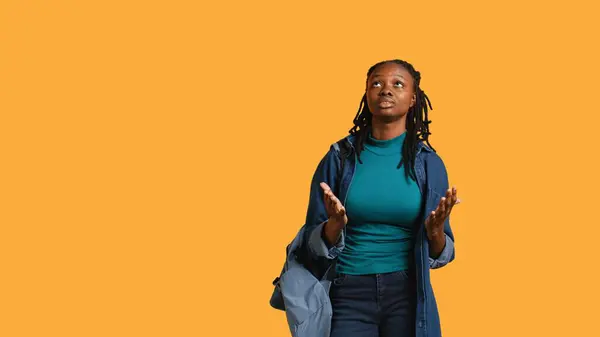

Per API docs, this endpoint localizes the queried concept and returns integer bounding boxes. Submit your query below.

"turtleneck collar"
[364,130,406,156]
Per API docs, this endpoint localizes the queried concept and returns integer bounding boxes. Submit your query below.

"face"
[365,62,416,122]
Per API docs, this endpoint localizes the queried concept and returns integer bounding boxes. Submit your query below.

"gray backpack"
[269,139,351,337]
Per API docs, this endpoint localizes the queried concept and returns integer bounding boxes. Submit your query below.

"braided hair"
[349,59,435,182]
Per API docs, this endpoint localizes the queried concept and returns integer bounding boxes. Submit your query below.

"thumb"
[320,182,332,192]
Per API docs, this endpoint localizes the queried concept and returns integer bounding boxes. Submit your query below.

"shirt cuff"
[429,234,454,269]
[308,221,345,259]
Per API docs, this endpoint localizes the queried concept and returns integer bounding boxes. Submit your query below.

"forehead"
[368,63,413,82]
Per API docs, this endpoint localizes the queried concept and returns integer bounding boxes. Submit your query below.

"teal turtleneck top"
[336,131,423,275]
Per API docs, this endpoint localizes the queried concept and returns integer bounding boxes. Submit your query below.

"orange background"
[1,1,599,336]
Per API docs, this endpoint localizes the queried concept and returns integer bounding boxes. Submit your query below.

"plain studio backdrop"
[1,1,599,336]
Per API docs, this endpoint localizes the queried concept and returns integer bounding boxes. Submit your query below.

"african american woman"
[300,59,460,337]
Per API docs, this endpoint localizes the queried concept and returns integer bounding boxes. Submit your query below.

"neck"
[370,115,407,140]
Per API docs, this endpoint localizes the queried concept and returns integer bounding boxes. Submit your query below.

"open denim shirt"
[272,134,455,337]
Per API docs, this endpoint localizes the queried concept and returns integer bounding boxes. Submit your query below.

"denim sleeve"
[429,233,454,269]
[308,220,345,259]
[302,146,345,260]
[427,152,456,269]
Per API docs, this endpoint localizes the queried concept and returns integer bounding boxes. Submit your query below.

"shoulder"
[425,149,446,170]
[329,134,355,156]
[417,141,445,168]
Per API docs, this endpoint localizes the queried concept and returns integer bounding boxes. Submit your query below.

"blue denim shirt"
[272,134,455,337]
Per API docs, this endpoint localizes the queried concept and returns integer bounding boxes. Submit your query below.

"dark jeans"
[329,269,417,337]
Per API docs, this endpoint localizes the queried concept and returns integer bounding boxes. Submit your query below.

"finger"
[336,203,344,214]
[445,192,452,209]
[428,210,437,226]
[443,197,452,220]
[439,197,446,215]
[332,196,340,209]
[332,193,342,206]
[442,189,450,203]
[324,191,331,203]
[431,205,440,222]
[323,189,331,202]
[326,189,336,202]
[330,193,341,205]
[325,188,338,202]
[328,194,337,209]
[451,187,458,207]
[451,187,461,205]
[335,199,344,214]
[320,182,331,193]
[323,190,334,210]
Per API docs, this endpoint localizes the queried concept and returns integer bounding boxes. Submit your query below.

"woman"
[301,59,459,337]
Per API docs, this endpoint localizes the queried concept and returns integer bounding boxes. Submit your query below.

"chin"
[372,110,405,122]
[373,108,394,115]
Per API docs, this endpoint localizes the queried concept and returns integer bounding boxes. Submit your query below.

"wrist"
[427,230,446,259]
[427,230,445,242]
[323,218,343,245]
[326,216,344,230]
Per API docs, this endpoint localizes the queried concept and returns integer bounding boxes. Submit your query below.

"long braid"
[349,59,435,182]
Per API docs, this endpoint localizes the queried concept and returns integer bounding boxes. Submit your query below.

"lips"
[378,100,395,108]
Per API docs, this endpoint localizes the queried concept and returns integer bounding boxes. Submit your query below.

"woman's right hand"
[320,182,348,229]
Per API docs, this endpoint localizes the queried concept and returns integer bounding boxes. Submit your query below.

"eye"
[372,81,381,88]
[394,81,404,88]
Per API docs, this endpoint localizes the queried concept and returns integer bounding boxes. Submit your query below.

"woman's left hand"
[425,187,460,240]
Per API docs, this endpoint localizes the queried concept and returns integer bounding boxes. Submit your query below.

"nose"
[379,88,392,96]
[379,84,392,96]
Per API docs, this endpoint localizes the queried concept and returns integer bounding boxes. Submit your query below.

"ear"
[410,94,416,108]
